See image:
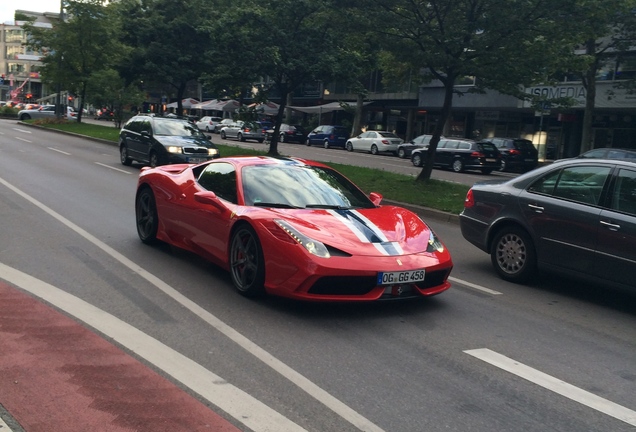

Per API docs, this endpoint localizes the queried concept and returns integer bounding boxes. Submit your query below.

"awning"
[166,98,200,109]
[196,99,241,112]
[287,101,372,114]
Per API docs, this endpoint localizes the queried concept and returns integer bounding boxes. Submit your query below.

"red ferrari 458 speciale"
[135,156,453,301]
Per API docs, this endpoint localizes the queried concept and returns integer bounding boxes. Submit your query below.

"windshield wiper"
[252,202,303,209]
[304,204,351,210]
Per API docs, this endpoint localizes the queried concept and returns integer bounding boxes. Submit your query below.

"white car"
[195,116,223,132]
[345,131,404,155]
[18,105,77,121]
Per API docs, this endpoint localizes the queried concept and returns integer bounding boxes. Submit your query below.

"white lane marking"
[94,162,132,174]
[14,137,31,143]
[449,276,502,295]
[465,348,636,427]
[12,128,32,134]
[0,176,385,432]
[48,147,71,155]
[0,263,306,432]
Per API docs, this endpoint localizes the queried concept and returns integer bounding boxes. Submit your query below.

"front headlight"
[427,230,445,253]
[166,146,182,154]
[208,148,219,155]
[275,220,330,258]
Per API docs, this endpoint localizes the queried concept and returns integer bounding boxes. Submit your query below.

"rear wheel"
[230,225,265,297]
[120,143,132,166]
[238,132,245,142]
[500,159,507,172]
[324,140,330,149]
[135,187,158,244]
[412,153,423,167]
[490,227,536,283]
[452,159,464,172]
[220,130,227,139]
[371,144,379,155]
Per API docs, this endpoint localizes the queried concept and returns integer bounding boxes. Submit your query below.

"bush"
[0,106,18,118]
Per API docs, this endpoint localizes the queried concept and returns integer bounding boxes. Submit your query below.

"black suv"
[411,138,501,174]
[119,115,220,167]
[479,137,538,172]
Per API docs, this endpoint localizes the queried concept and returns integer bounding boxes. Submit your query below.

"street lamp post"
[55,1,64,118]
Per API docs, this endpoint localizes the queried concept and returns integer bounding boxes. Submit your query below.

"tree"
[24,0,123,122]
[357,0,576,181]
[116,0,216,116]
[558,0,636,153]
[86,68,145,128]
[208,0,352,155]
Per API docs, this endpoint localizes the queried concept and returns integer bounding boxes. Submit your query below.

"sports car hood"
[267,205,438,256]
[155,135,214,148]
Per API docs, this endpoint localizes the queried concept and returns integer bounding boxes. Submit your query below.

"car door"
[593,166,636,288]
[519,164,612,274]
[353,132,372,151]
[435,140,456,167]
[122,119,143,160]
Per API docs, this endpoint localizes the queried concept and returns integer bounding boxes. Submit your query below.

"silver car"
[18,105,77,121]
[345,131,404,155]
[219,121,265,143]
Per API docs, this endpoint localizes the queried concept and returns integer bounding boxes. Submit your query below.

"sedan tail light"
[381,139,390,145]
[464,189,475,208]
[471,151,484,158]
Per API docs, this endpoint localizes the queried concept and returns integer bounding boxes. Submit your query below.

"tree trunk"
[351,93,364,137]
[580,39,597,154]
[416,78,455,182]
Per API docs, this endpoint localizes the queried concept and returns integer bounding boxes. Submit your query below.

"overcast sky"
[1,1,61,24]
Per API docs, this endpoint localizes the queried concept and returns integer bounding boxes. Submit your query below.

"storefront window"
[616,55,636,80]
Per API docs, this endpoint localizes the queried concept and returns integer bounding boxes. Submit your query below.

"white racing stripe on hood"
[327,209,403,256]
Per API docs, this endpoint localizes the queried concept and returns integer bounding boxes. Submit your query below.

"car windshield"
[241,164,374,209]
[154,120,204,137]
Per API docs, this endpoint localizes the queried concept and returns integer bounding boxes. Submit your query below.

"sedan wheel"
[238,132,245,142]
[452,159,464,172]
[371,144,379,155]
[398,148,406,159]
[491,227,536,283]
[412,153,423,167]
[230,225,265,297]
[220,130,227,139]
[346,142,353,152]
[135,187,158,244]
[149,151,160,168]
[20,114,31,121]
[120,144,132,166]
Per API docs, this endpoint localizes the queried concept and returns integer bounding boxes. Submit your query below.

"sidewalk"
[0,281,242,432]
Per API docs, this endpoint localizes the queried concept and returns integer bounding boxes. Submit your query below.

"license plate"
[377,269,425,285]
[486,158,497,162]
[187,157,207,164]
[525,158,535,162]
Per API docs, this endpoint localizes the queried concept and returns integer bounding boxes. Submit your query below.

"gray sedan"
[18,105,77,121]
[219,121,265,143]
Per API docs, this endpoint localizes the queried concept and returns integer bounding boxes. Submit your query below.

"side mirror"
[194,191,225,211]
[369,192,383,206]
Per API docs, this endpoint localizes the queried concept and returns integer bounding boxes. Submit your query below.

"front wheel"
[230,225,266,297]
[490,227,537,283]
[120,143,132,166]
[20,114,31,121]
[346,142,353,152]
[149,151,161,168]
[398,148,406,158]
[135,187,158,244]
[306,138,312,146]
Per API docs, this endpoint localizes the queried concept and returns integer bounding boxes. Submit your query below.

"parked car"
[220,121,265,143]
[119,115,220,167]
[345,131,404,155]
[459,158,636,291]
[95,108,114,121]
[479,137,538,172]
[18,104,77,121]
[575,148,636,160]
[397,134,438,159]
[212,118,234,133]
[195,116,223,132]
[135,155,453,300]
[305,125,349,149]
[278,124,307,143]
[411,138,501,174]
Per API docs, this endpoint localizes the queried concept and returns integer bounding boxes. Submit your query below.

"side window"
[610,168,636,215]
[550,166,611,205]
[445,141,459,149]
[459,142,472,150]
[140,120,151,134]
[197,162,237,204]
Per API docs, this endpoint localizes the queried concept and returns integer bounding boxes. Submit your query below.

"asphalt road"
[1,118,635,432]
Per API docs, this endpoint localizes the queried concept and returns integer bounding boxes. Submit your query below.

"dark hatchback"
[411,138,501,174]
[459,158,636,291]
[278,124,307,143]
[306,125,349,148]
[480,137,538,172]
[119,115,220,167]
